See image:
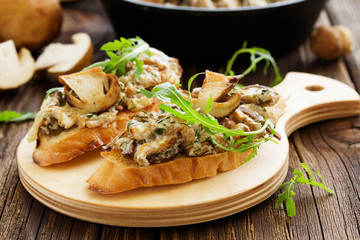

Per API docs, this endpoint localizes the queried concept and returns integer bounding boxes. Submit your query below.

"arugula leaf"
[276,163,333,217]
[0,111,36,123]
[45,87,64,99]
[84,37,151,78]
[225,42,282,87]
[140,82,276,157]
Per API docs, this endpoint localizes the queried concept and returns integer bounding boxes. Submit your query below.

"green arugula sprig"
[225,42,282,87]
[84,37,151,77]
[140,81,276,159]
[45,87,64,99]
[0,111,36,123]
[276,163,333,217]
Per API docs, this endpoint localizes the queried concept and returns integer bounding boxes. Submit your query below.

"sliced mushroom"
[59,67,121,113]
[35,33,93,79]
[199,70,241,100]
[0,40,35,90]
[191,70,241,117]
[134,136,178,167]
[196,70,241,109]
[193,93,241,117]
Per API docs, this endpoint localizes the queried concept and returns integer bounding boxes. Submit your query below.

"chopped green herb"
[86,114,95,118]
[0,111,36,123]
[199,150,210,156]
[155,128,165,135]
[126,119,136,131]
[118,97,125,105]
[157,116,170,123]
[261,89,268,95]
[276,163,333,217]
[224,42,282,87]
[141,109,148,114]
[184,142,194,148]
[134,114,148,119]
[84,37,151,78]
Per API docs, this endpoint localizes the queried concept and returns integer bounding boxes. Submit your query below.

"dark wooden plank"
[69,220,101,240]
[326,0,360,91]
[287,139,324,240]
[248,197,292,240]
[101,225,157,240]
[288,118,360,240]
[0,76,46,239]
[232,210,257,240]
[37,209,74,240]
[0,0,111,239]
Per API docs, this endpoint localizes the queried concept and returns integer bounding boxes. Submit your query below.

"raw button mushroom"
[310,25,354,60]
[0,40,35,90]
[0,0,62,51]
[59,67,121,113]
[35,33,94,79]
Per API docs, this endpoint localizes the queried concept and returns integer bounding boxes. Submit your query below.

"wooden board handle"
[274,72,360,136]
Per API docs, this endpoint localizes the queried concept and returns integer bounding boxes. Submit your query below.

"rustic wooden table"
[1,0,359,239]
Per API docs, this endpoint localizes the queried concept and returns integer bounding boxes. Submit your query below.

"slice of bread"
[86,149,252,194]
[33,103,160,166]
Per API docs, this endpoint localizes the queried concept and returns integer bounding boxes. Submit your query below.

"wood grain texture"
[1,0,360,239]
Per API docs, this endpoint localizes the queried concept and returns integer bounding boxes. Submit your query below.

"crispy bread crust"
[86,149,252,194]
[33,104,160,166]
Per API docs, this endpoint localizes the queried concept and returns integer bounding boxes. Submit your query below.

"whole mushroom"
[0,0,62,51]
[310,25,354,60]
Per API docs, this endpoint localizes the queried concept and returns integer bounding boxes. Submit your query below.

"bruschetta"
[87,70,286,194]
[28,38,182,166]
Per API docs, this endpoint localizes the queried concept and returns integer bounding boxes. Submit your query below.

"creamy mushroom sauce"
[107,85,282,167]
[141,0,288,8]
[107,107,223,167]
[28,48,181,142]
[118,48,181,110]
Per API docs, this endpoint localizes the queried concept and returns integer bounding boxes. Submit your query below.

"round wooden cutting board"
[17,72,360,227]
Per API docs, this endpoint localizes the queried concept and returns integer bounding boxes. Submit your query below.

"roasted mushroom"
[191,70,242,117]
[59,67,121,113]
[193,93,241,117]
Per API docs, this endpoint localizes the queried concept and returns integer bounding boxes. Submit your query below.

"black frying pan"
[101,0,328,61]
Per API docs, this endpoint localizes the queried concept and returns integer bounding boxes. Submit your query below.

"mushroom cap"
[193,93,241,118]
[310,25,354,60]
[59,67,121,113]
[191,70,242,118]
[333,25,354,54]
[0,40,35,90]
[310,25,342,60]
[36,33,94,78]
[0,0,62,51]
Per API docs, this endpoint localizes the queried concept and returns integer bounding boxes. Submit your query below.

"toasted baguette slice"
[33,104,159,166]
[87,149,252,194]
